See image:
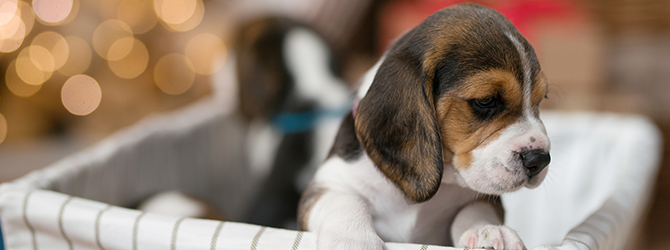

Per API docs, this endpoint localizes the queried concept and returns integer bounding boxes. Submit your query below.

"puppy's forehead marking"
[504,31,532,117]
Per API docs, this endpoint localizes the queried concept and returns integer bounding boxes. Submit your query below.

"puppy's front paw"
[458,225,526,250]
[317,230,385,250]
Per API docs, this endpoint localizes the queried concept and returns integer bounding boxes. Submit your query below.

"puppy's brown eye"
[469,96,504,121]
[475,97,496,109]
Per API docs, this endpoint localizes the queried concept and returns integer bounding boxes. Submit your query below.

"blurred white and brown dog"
[140,17,350,228]
[233,17,350,229]
[298,4,551,250]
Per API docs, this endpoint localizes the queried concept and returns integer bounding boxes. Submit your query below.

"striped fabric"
[0,58,662,250]
[0,186,448,250]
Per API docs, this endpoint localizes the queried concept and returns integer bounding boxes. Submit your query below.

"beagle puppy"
[298,4,551,250]
[234,17,349,228]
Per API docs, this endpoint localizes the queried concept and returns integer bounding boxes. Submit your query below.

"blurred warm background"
[0,0,669,249]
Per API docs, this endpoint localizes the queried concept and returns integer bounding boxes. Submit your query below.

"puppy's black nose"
[521,149,550,178]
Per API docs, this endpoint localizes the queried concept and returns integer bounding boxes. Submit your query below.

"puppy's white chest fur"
[372,180,478,245]
[314,156,478,245]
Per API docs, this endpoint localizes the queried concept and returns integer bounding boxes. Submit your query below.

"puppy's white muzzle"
[457,118,550,195]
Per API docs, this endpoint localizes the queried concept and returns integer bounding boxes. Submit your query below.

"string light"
[0,0,17,26]
[32,0,73,24]
[57,0,79,26]
[59,36,92,76]
[92,19,133,60]
[164,0,203,32]
[28,45,55,72]
[31,31,69,71]
[154,53,195,95]
[0,0,24,53]
[108,37,149,79]
[185,33,227,75]
[0,18,24,52]
[15,46,52,85]
[0,0,220,142]
[61,75,102,116]
[6,60,42,97]
[155,0,196,25]
[0,8,20,38]
[107,35,134,61]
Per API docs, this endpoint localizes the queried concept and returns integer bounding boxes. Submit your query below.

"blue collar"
[271,105,350,134]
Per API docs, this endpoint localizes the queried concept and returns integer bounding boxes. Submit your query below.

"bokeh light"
[0,0,219,143]
[61,74,102,116]
[0,0,25,53]
[185,33,226,75]
[108,37,149,79]
[28,45,55,72]
[57,0,79,26]
[0,6,20,37]
[0,113,6,145]
[59,36,91,76]
[15,46,53,85]
[0,0,17,26]
[118,0,157,34]
[106,35,134,61]
[92,19,133,60]
[154,53,195,95]
[32,0,73,24]
[164,0,203,32]
[155,0,196,25]
[0,16,24,52]
[32,31,69,70]
[6,60,42,97]
[18,1,34,35]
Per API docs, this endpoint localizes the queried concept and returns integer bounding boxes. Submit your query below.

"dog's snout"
[520,149,550,178]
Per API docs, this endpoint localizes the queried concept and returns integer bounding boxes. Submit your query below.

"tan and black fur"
[299,4,551,250]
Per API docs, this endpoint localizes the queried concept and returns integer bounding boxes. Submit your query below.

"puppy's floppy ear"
[235,18,292,120]
[355,30,443,203]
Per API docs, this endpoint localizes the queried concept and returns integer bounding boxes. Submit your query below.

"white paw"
[317,230,385,250]
[458,225,526,250]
